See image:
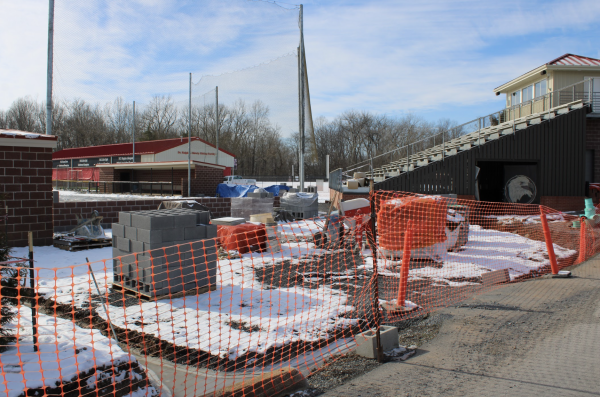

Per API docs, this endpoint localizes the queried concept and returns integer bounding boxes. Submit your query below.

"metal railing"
[53,180,179,196]
[344,78,597,178]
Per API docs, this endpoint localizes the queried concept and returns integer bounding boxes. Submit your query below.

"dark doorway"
[119,171,131,193]
[477,161,539,204]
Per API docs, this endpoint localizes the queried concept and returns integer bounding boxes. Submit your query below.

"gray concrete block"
[355,326,399,359]
[119,212,132,226]
[132,213,174,230]
[162,227,184,242]
[112,223,125,238]
[172,214,197,228]
[143,242,170,252]
[112,247,134,261]
[206,225,217,239]
[131,240,145,253]
[125,226,137,240]
[117,237,131,252]
[184,226,206,241]
[197,211,210,225]
[137,229,162,244]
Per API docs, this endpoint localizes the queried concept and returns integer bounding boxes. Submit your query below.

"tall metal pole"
[46,0,55,135]
[188,73,192,197]
[215,86,219,167]
[298,4,305,192]
[132,101,136,162]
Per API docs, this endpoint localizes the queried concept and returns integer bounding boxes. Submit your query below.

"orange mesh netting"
[1,190,599,396]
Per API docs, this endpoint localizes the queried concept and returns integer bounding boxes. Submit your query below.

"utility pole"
[298,4,305,192]
[215,86,219,166]
[188,73,192,197]
[46,0,54,135]
[132,101,136,162]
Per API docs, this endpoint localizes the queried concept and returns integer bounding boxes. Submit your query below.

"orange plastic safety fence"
[1,191,598,396]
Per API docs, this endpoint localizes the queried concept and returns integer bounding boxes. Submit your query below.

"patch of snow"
[0,307,136,397]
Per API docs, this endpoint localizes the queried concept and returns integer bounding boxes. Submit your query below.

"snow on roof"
[53,137,235,160]
[0,129,57,140]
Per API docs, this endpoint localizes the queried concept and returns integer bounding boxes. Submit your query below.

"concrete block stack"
[247,191,274,198]
[265,223,281,253]
[231,197,274,221]
[112,208,217,297]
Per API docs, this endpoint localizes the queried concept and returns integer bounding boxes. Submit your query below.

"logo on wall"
[504,175,537,204]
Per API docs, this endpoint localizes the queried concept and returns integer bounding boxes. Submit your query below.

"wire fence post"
[368,181,384,363]
[28,232,38,352]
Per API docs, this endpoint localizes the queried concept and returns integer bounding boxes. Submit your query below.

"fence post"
[540,208,559,275]
[28,232,38,352]
[577,217,587,263]
[397,221,412,306]
[368,181,384,363]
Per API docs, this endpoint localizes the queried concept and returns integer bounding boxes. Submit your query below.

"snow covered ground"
[55,180,331,203]
[8,217,577,369]
[0,307,157,397]
[56,189,187,202]
[368,224,576,286]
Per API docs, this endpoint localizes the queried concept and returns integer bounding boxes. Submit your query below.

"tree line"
[0,96,462,176]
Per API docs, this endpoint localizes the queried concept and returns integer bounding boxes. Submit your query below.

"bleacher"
[368,100,586,182]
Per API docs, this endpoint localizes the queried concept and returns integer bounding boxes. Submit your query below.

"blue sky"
[2,0,600,136]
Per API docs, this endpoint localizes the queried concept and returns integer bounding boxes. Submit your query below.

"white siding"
[155,140,234,167]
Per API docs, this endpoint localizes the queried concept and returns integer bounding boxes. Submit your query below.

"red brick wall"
[1,146,54,246]
[183,165,224,197]
[587,117,600,183]
[540,196,585,212]
[98,167,115,193]
[53,198,233,231]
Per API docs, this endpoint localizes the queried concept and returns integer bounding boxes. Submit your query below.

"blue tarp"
[263,185,290,197]
[216,184,290,198]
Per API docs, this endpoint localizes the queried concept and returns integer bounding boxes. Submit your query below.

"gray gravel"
[287,313,446,396]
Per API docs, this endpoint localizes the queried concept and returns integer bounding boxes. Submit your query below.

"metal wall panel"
[376,107,588,197]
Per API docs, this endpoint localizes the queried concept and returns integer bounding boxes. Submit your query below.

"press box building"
[52,137,235,197]
[332,54,600,212]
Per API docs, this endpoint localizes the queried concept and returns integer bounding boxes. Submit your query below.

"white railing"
[344,78,597,178]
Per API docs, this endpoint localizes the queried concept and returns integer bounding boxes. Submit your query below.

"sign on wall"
[52,155,140,168]
[53,159,71,168]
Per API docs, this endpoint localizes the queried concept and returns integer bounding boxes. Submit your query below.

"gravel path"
[319,256,600,397]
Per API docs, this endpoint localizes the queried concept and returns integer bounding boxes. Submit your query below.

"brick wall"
[98,167,115,193]
[586,117,600,182]
[540,196,585,212]
[183,165,224,197]
[53,198,233,231]
[1,146,54,246]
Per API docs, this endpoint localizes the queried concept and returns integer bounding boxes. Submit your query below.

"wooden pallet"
[112,282,216,302]
[53,237,113,252]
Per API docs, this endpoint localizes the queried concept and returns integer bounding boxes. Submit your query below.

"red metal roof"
[547,54,600,66]
[52,137,235,160]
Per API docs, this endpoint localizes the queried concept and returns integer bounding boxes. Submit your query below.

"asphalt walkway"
[323,256,600,397]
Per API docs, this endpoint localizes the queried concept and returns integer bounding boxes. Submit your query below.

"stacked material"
[112,208,217,297]
[265,222,281,253]
[231,197,275,221]
[280,192,319,220]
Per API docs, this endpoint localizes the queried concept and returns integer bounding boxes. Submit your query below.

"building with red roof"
[52,137,236,197]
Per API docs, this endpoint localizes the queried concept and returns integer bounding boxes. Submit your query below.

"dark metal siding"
[375,107,588,196]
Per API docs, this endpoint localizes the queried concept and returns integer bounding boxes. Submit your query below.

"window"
[511,91,521,106]
[534,80,547,98]
[522,85,533,102]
